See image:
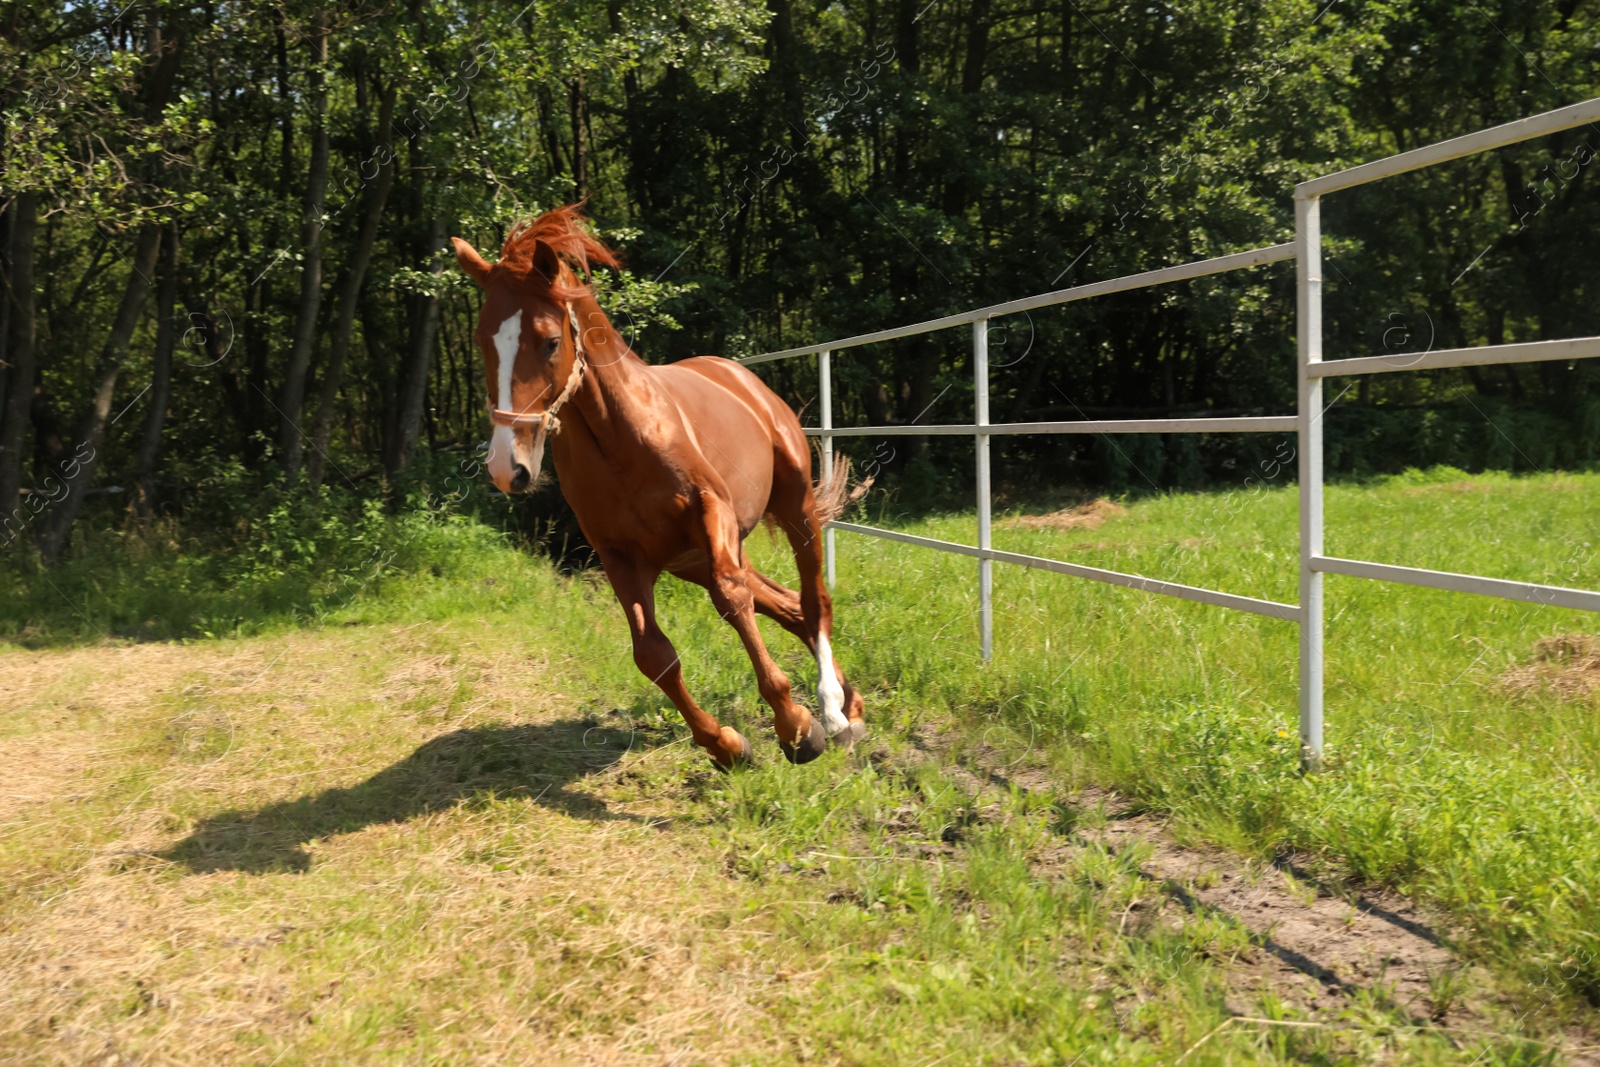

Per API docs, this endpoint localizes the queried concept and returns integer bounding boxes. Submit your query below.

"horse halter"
[486,302,586,434]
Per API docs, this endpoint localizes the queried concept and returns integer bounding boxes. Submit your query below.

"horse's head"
[451,205,619,494]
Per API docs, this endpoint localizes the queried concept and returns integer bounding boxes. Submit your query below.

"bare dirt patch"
[1078,795,1469,1020]
[1400,477,1587,497]
[1000,497,1126,532]
[1502,634,1600,700]
[901,724,1600,1062]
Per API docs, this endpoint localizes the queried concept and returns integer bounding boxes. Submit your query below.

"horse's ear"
[532,239,562,284]
[451,237,492,288]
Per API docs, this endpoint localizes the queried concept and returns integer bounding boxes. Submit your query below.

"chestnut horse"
[451,206,866,768]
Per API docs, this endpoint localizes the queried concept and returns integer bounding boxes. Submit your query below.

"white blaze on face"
[815,632,848,737]
[487,309,523,490]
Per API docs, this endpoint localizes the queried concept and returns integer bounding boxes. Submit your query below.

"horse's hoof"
[780,717,829,765]
[831,720,868,751]
[712,730,753,773]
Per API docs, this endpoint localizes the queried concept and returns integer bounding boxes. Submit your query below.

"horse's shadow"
[164,719,644,874]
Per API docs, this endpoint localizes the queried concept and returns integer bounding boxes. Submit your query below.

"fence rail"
[741,97,1600,768]
[1309,336,1600,378]
[801,416,1298,437]
[1310,557,1600,614]
[741,243,1295,364]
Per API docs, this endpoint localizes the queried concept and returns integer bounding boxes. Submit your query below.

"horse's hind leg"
[765,489,867,748]
[701,502,829,765]
[603,551,751,770]
[745,563,866,733]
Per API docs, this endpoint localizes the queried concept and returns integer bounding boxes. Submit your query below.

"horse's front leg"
[602,551,751,770]
[701,503,830,765]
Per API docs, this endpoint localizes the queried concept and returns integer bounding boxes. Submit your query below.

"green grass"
[2,466,1597,1063]
[807,466,1600,999]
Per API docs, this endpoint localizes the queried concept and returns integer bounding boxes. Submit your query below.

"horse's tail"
[814,451,873,526]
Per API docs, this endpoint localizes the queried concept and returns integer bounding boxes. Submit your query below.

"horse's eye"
[545,336,560,356]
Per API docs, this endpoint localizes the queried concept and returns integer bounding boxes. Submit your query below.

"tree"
[4,0,1598,562]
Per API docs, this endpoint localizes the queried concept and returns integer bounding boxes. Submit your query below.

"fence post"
[974,318,993,661]
[1295,193,1325,771]
[819,349,835,588]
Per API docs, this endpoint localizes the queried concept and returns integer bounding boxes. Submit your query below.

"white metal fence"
[740,97,1600,768]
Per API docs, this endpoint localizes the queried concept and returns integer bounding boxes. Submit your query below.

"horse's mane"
[497,203,621,302]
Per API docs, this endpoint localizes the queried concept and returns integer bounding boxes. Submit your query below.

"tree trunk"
[568,72,588,201]
[607,0,647,211]
[764,0,824,212]
[37,223,164,563]
[0,192,40,544]
[241,276,271,465]
[47,232,113,345]
[274,13,294,195]
[1060,0,1075,95]
[893,0,921,184]
[0,199,10,434]
[960,0,992,96]
[384,214,447,474]
[278,9,331,481]
[1006,341,1051,422]
[135,224,180,517]
[537,83,567,180]
[365,290,397,461]
[307,82,398,486]
[902,337,941,464]
[943,0,991,217]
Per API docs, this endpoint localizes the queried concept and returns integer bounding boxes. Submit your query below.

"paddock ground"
[3,469,1599,1065]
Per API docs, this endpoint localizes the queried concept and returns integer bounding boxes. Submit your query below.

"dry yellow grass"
[0,627,823,1066]
[1501,634,1600,700]
[998,498,1127,532]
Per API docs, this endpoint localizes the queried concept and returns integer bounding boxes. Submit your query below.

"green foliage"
[8,0,1600,557]
[0,461,534,643]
